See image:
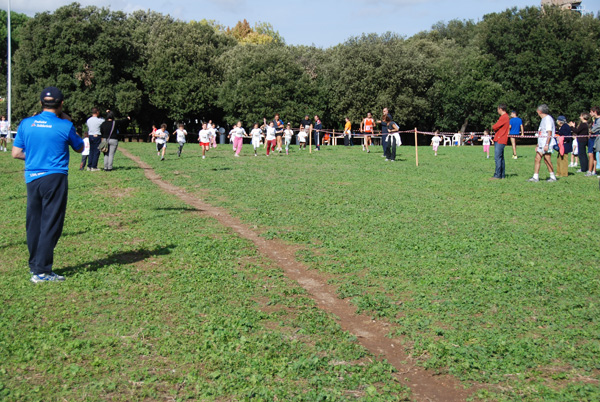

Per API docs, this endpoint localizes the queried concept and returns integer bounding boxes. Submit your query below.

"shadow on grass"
[154,207,198,212]
[56,245,175,275]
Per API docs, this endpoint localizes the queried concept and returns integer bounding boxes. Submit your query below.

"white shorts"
[252,138,261,148]
[536,137,553,154]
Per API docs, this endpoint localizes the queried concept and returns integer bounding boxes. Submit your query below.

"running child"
[207,121,218,149]
[153,124,169,161]
[431,130,441,156]
[175,124,187,157]
[284,123,294,155]
[264,119,277,156]
[360,112,374,153]
[481,129,492,159]
[198,123,211,159]
[250,123,263,156]
[229,121,247,157]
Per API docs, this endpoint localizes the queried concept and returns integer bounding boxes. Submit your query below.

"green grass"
[120,140,600,401]
[0,147,410,401]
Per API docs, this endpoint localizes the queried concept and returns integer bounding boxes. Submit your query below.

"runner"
[264,119,277,156]
[528,104,557,182]
[284,123,294,155]
[207,120,218,149]
[0,115,9,152]
[509,111,524,159]
[273,114,284,153]
[250,123,263,156]
[360,112,374,153]
[175,124,187,157]
[431,130,442,156]
[229,121,247,157]
[198,123,211,159]
[153,124,169,161]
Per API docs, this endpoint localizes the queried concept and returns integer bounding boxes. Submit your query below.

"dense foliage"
[2,3,600,132]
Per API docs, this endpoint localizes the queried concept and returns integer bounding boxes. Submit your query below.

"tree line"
[2,3,599,136]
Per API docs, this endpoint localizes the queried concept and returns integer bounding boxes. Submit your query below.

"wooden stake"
[309,125,312,154]
[414,128,419,167]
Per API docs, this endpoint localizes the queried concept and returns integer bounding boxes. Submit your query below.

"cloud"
[10,0,148,16]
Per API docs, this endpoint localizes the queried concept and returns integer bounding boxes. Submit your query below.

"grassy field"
[121,140,600,401]
[1,139,599,401]
[0,147,409,401]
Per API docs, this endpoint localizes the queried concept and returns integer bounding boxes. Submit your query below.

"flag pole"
[7,0,12,138]
[414,128,419,167]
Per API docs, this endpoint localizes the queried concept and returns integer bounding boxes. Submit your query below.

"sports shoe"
[527,177,539,182]
[30,272,65,283]
[547,177,557,182]
[513,155,518,159]
[585,171,593,176]
[160,156,165,161]
[385,159,390,162]
[202,155,206,159]
[234,154,240,157]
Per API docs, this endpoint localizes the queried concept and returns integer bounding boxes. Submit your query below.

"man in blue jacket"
[12,87,84,283]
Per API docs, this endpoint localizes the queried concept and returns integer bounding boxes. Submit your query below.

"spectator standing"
[79,133,90,170]
[509,111,524,159]
[11,87,84,282]
[300,115,312,147]
[555,116,573,177]
[344,117,352,146]
[313,116,323,151]
[528,104,557,182]
[100,112,130,171]
[0,115,10,152]
[491,104,510,180]
[378,108,392,158]
[86,108,104,171]
[569,113,590,172]
[587,106,600,176]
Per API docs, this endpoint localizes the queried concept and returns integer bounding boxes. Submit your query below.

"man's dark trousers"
[88,135,102,169]
[26,174,68,275]
[494,143,506,179]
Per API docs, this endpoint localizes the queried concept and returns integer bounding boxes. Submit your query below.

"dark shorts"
[0,134,7,138]
[588,137,596,151]
[275,132,283,137]
[156,143,166,152]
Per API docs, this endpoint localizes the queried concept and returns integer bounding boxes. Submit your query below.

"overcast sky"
[8,0,600,47]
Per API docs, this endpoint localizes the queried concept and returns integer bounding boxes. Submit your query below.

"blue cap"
[557,115,567,122]
[40,87,64,103]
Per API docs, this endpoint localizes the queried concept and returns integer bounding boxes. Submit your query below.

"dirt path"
[120,147,476,402]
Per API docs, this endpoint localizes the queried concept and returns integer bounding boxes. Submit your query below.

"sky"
[8,0,600,47]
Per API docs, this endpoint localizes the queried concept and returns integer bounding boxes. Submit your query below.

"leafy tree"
[217,44,319,126]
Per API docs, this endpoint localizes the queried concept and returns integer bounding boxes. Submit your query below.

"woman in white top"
[284,123,294,155]
[175,124,187,157]
[229,121,247,157]
[250,123,263,156]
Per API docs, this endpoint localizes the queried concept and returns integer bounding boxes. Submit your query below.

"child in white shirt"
[481,129,493,159]
[198,123,211,159]
[298,129,307,150]
[284,123,294,155]
[229,121,247,157]
[431,130,441,157]
[175,124,187,157]
[264,120,277,156]
[80,133,90,170]
[250,123,263,157]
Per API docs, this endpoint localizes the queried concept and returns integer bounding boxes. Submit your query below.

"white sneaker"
[30,272,65,283]
[202,155,206,159]
[234,154,240,157]
[547,177,557,182]
[527,177,539,182]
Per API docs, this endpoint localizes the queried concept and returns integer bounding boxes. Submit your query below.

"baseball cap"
[40,87,64,103]
[557,115,567,122]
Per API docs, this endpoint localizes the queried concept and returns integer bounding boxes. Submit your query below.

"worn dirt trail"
[120,147,476,402]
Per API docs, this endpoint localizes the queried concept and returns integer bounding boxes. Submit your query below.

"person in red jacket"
[491,104,510,180]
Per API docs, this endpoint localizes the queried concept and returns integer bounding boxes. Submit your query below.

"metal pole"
[7,0,12,139]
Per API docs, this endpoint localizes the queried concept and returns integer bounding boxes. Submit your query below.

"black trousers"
[578,137,588,172]
[382,134,389,156]
[26,174,69,275]
[385,136,398,160]
[88,136,102,169]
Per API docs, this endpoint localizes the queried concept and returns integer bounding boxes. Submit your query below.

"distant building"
[541,0,583,11]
